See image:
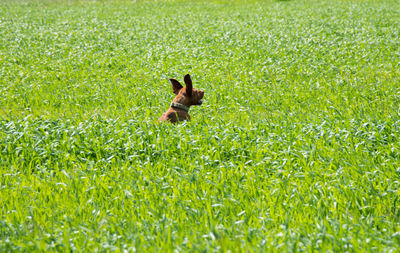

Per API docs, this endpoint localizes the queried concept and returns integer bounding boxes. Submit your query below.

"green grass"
[1,0,400,251]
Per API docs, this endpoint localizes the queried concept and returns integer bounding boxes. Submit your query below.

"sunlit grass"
[1,0,400,251]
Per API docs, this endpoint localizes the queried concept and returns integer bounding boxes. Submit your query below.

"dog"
[158,74,204,123]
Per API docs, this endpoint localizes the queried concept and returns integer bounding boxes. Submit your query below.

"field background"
[1,0,400,251]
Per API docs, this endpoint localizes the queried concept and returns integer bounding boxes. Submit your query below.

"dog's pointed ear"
[170,79,183,94]
[184,74,192,96]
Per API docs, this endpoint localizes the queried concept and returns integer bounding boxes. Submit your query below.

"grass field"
[1,0,400,251]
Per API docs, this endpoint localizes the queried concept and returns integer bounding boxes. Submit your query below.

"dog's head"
[170,74,204,106]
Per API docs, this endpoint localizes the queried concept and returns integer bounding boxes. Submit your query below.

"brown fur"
[159,74,204,123]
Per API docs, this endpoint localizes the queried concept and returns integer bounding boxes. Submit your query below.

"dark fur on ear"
[170,79,183,94]
[184,74,192,96]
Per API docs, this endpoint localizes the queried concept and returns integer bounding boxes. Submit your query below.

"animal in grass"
[159,74,204,123]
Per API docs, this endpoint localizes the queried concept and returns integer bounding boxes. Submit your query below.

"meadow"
[1,0,400,251]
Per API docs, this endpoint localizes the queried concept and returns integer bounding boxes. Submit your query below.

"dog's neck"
[170,102,189,112]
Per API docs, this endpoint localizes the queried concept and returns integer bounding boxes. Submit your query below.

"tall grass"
[1,0,400,251]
